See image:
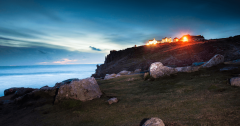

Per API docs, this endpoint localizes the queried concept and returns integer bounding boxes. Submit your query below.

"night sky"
[0,0,240,66]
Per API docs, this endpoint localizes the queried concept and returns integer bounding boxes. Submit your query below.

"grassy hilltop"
[1,63,240,125]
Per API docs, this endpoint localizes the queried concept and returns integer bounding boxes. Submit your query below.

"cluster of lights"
[146,38,158,45]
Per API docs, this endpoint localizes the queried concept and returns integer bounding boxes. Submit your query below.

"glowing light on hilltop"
[146,38,158,45]
[183,36,188,42]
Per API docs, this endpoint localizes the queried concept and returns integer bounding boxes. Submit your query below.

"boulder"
[134,69,141,73]
[202,54,224,68]
[104,74,116,80]
[118,70,130,75]
[107,97,118,104]
[142,117,165,126]
[230,77,240,87]
[55,77,102,102]
[149,62,177,78]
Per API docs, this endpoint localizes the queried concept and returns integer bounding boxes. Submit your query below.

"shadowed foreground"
[0,63,240,126]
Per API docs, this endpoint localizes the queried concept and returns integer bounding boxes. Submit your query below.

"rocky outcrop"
[230,77,240,87]
[150,62,177,78]
[92,35,240,78]
[142,117,165,126]
[55,77,102,102]
[107,97,118,104]
[202,54,224,68]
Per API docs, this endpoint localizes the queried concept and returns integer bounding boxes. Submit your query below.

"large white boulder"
[142,117,165,126]
[55,77,102,102]
[150,62,177,78]
[202,54,224,68]
[230,77,240,87]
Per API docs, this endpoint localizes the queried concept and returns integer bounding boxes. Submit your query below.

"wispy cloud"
[53,59,78,64]
[89,46,101,51]
[38,62,48,64]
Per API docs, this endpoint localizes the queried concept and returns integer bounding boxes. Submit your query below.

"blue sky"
[0,0,240,66]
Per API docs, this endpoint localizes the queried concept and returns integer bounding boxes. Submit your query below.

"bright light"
[146,38,158,45]
[183,36,188,42]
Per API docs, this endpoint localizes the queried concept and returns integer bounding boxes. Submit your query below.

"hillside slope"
[92,35,240,78]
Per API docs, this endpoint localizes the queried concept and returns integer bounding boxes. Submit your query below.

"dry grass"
[2,64,240,126]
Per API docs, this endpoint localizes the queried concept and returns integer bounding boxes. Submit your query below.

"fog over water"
[0,64,96,96]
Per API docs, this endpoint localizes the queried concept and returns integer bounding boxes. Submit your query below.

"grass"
[3,63,240,126]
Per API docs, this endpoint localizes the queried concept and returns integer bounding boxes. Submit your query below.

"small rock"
[134,69,141,73]
[202,54,224,68]
[118,70,130,75]
[104,74,117,80]
[108,97,118,105]
[230,77,240,87]
[142,117,165,126]
[144,72,150,80]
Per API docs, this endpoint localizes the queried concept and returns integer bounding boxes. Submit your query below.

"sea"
[0,64,97,97]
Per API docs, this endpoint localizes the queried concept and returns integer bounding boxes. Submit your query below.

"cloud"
[38,62,48,64]
[89,46,101,51]
[53,59,78,64]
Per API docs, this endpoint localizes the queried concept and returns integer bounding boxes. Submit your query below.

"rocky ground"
[0,62,240,126]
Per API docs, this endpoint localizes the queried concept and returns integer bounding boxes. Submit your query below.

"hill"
[92,35,240,78]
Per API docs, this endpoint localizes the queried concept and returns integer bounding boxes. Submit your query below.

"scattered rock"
[230,77,240,87]
[144,72,150,80]
[150,62,177,78]
[116,74,121,77]
[55,77,102,102]
[142,117,165,126]
[107,97,118,104]
[202,54,224,68]
[104,74,116,80]
[134,69,141,73]
[176,66,201,73]
[118,70,130,75]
